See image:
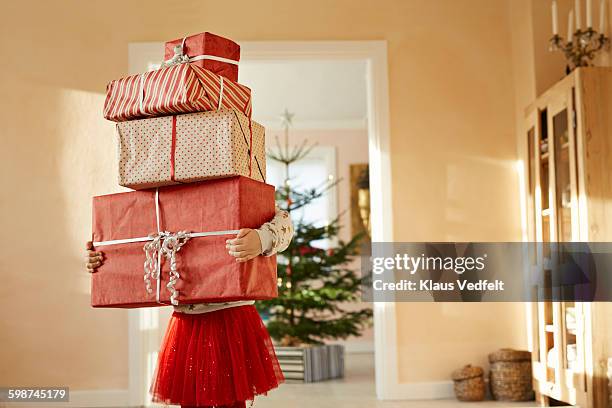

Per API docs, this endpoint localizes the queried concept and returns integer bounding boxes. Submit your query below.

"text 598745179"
[0,387,69,402]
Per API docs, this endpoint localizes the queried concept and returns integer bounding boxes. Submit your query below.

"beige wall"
[388,1,526,382]
[2,0,597,391]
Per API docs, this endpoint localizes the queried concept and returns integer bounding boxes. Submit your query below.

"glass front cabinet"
[523,67,612,408]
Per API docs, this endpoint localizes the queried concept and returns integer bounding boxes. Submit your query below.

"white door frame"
[126,40,398,404]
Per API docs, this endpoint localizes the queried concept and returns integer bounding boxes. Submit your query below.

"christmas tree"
[257,110,373,346]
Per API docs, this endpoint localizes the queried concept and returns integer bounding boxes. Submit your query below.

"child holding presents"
[86,206,293,408]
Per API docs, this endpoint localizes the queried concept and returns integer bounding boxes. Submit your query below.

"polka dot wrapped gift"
[116,109,266,190]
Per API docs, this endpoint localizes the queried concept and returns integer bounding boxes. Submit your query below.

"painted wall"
[2,0,598,392]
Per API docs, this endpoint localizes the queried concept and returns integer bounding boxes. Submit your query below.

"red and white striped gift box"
[103,63,252,122]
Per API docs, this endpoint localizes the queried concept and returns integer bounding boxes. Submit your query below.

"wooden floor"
[255,353,539,408]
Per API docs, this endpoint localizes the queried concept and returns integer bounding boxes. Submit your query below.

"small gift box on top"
[164,32,240,82]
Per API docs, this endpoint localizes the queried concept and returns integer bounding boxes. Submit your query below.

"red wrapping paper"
[164,32,240,82]
[103,63,252,122]
[91,177,277,308]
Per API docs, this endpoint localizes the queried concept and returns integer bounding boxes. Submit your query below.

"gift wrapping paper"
[116,109,266,189]
[164,32,240,82]
[91,177,277,308]
[103,63,251,122]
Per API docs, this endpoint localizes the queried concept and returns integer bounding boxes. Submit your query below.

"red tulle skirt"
[150,305,284,407]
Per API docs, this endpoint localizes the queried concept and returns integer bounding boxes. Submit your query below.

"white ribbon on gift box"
[93,188,239,305]
[186,54,239,65]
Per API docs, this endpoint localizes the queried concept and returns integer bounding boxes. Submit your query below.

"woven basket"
[451,365,485,401]
[488,349,534,401]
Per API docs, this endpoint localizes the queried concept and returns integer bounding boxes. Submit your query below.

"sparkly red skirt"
[150,305,284,407]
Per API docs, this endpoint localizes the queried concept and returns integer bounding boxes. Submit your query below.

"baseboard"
[70,389,133,407]
[380,380,455,400]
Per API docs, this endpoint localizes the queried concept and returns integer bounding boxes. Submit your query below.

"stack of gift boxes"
[91,32,278,308]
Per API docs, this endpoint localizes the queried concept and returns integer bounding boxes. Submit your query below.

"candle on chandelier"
[576,0,582,29]
[587,0,593,27]
[552,0,559,35]
[600,0,607,33]
[569,10,575,40]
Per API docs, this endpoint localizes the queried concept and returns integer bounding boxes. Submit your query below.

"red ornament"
[298,245,318,256]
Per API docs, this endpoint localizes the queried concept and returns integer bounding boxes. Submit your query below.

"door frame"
[126,40,396,403]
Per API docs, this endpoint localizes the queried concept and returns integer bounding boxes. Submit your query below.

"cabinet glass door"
[552,109,575,243]
[549,91,581,394]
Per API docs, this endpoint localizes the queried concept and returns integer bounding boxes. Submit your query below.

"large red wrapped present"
[116,109,266,190]
[164,32,240,82]
[103,63,251,122]
[91,177,277,308]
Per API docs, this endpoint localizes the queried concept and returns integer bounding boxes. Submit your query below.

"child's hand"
[226,228,262,263]
[85,241,104,273]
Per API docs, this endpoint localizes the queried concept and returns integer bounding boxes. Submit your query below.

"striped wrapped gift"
[103,63,252,122]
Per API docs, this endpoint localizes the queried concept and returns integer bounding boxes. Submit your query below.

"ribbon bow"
[144,231,191,306]
[160,44,191,68]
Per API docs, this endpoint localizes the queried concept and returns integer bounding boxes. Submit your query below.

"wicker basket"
[488,349,534,401]
[451,365,485,401]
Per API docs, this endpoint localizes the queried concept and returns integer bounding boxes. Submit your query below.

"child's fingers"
[228,250,248,258]
[226,243,247,252]
[233,249,257,257]
[226,238,244,246]
[86,255,103,262]
[235,252,258,262]
[236,228,251,238]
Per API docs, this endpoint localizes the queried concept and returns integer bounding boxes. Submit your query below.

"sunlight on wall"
[516,160,529,242]
[57,88,121,295]
[147,350,158,400]
[514,160,535,353]
[443,155,522,241]
[141,308,159,331]
[55,87,129,388]
[0,80,129,389]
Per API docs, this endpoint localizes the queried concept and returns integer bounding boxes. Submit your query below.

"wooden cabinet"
[523,67,612,407]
